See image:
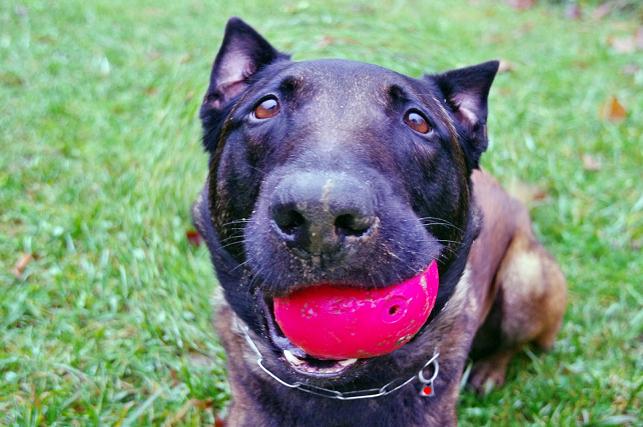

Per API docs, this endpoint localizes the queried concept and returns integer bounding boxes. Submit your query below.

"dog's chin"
[260,297,364,380]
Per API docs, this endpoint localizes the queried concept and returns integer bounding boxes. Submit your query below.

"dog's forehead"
[283,59,413,98]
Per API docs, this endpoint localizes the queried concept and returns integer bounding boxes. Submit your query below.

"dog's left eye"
[403,110,432,134]
[253,96,280,119]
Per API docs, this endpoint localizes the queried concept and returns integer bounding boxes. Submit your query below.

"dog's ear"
[201,17,288,115]
[432,60,499,169]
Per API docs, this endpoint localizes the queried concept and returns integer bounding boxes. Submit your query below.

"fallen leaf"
[582,154,602,171]
[506,180,549,205]
[507,0,536,10]
[192,398,213,410]
[622,64,640,75]
[317,35,335,49]
[188,351,213,368]
[497,59,515,73]
[593,1,614,20]
[147,50,161,61]
[186,229,202,246]
[565,3,582,20]
[608,27,643,54]
[608,35,636,53]
[11,253,33,278]
[600,96,627,122]
[14,5,28,17]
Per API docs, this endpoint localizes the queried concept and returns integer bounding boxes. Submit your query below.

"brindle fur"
[192,18,567,426]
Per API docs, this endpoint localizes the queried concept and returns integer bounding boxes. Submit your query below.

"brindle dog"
[192,18,567,426]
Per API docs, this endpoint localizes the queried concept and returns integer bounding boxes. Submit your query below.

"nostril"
[274,209,306,237]
[334,214,373,238]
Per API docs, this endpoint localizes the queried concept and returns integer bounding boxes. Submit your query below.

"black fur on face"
[193,17,498,386]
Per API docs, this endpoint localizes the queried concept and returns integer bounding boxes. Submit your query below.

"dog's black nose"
[270,172,378,256]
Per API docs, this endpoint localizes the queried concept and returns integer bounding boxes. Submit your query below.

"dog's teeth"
[338,358,358,367]
[283,350,304,366]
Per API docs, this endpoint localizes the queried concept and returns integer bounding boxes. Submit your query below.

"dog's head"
[194,18,497,386]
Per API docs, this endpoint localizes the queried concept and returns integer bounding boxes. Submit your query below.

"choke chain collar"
[239,321,439,401]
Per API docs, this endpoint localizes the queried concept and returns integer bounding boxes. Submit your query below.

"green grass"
[1,0,641,425]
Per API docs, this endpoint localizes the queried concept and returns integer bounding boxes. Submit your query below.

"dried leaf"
[507,0,536,10]
[565,3,582,20]
[608,27,643,54]
[497,59,515,73]
[631,239,642,251]
[506,180,549,205]
[593,1,614,20]
[582,154,602,171]
[600,96,627,122]
[186,229,202,247]
[11,253,33,278]
[318,35,335,49]
[608,35,636,53]
[622,64,640,75]
[192,398,213,410]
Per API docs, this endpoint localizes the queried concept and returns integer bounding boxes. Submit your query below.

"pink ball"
[273,260,439,360]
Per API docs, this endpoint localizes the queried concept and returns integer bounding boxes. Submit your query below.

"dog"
[191,17,567,426]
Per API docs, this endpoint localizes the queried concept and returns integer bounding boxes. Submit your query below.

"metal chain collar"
[239,322,439,401]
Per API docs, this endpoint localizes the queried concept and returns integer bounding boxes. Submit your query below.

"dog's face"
[195,18,497,386]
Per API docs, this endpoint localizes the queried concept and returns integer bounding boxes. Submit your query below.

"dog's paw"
[467,351,513,395]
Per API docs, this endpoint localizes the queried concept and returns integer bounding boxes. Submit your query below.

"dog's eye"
[403,110,431,134]
[253,96,280,119]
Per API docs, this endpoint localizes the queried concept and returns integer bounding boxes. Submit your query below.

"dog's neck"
[213,266,479,427]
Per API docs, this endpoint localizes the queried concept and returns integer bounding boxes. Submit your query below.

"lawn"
[1,0,641,425]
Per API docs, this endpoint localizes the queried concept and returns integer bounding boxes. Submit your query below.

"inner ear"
[428,60,499,170]
[202,17,289,112]
[432,60,499,129]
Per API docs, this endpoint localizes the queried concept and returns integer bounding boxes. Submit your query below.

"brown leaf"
[192,398,213,410]
[593,1,614,20]
[506,180,549,205]
[582,154,602,171]
[608,27,643,54]
[318,35,335,49]
[11,253,33,278]
[600,96,627,122]
[497,59,515,73]
[215,415,226,427]
[186,229,202,247]
[565,3,582,20]
[507,0,536,10]
[608,35,636,53]
[623,64,640,75]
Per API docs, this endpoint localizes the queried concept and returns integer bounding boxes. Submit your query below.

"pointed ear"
[432,60,499,169]
[201,17,289,114]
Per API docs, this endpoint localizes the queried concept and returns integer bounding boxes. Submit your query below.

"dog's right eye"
[253,96,280,119]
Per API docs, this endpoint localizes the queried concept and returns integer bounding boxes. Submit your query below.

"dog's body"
[192,18,567,426]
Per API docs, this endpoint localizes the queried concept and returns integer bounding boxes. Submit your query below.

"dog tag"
[419,383,435,397]
[417,355,439,398]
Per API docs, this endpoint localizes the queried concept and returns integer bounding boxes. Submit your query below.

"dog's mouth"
[259,261,439,379]
[262,298,361,377]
